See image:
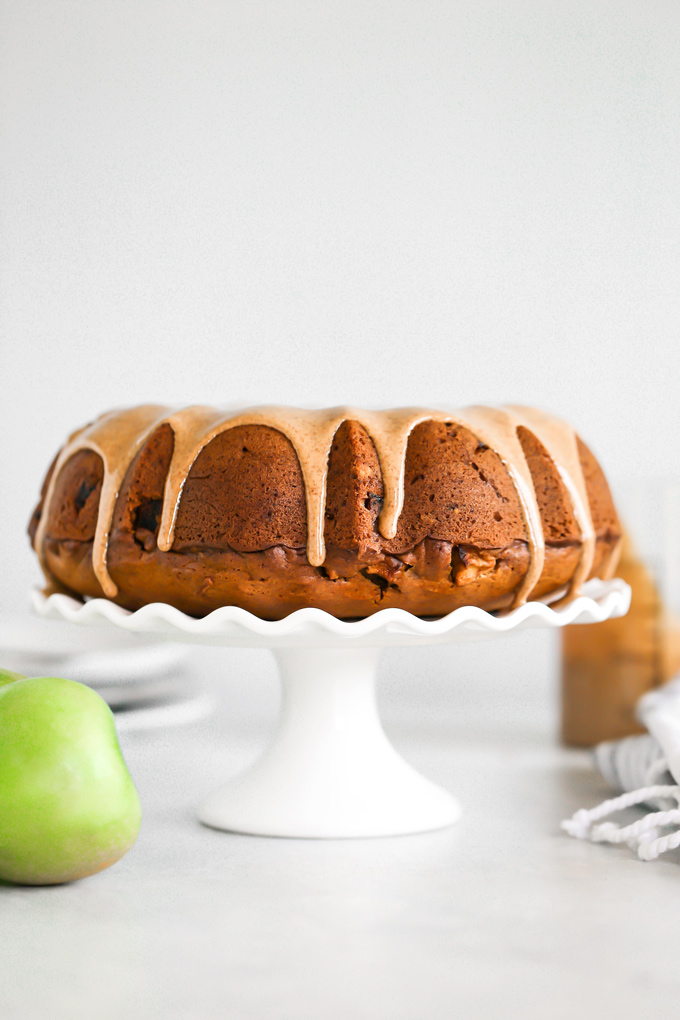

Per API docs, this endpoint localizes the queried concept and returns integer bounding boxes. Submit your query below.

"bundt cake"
[28,405,622,619]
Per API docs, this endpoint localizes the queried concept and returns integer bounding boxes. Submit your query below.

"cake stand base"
[32,579,631,840]
[198,647,461,838]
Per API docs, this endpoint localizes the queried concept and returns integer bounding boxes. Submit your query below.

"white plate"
[0,610,204,730]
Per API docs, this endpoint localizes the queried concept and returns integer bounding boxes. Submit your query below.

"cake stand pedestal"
[33,579,630,839]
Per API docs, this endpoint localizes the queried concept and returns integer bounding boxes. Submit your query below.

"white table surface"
[2,629,679,1020]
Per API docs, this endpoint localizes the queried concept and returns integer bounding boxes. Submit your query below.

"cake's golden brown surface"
[28,405,621,619]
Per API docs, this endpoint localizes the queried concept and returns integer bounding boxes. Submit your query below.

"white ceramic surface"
[32,580,630,838]
[0,612,212,730]
[32,578,630,647]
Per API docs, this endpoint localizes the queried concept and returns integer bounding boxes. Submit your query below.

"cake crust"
[29,405,622,620]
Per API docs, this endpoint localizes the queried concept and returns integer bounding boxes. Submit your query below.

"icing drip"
[453,406,546,605]
[506,405,596,601]
[35,405,168,598]
[34,403,612,608]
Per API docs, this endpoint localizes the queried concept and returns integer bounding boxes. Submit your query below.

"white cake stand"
[32,579,630,839]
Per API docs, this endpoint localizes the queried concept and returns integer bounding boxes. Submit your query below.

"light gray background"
[2,5,680,1017]
[1,0,680,610]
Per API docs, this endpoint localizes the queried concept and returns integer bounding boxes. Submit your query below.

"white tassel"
[561,786,680,861]
[638,828,680,861]
[564,677,680,861]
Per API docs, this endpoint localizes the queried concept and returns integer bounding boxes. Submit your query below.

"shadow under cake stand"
[33,579,630,839]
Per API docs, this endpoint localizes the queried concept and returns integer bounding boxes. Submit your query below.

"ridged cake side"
[29,406,621,620]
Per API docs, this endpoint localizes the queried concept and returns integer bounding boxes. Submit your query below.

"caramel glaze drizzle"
[34,404,611,607]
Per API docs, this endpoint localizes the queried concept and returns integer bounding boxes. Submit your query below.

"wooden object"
[562,535,680,746]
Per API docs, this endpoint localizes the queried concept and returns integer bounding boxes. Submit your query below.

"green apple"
[0,675,141,885]
[0,667,26,687]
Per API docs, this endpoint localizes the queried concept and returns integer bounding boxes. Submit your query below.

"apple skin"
[0,668,26,687]
[0,676,142,885]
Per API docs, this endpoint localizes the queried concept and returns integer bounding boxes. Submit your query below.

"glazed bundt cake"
[28,405,622,619]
